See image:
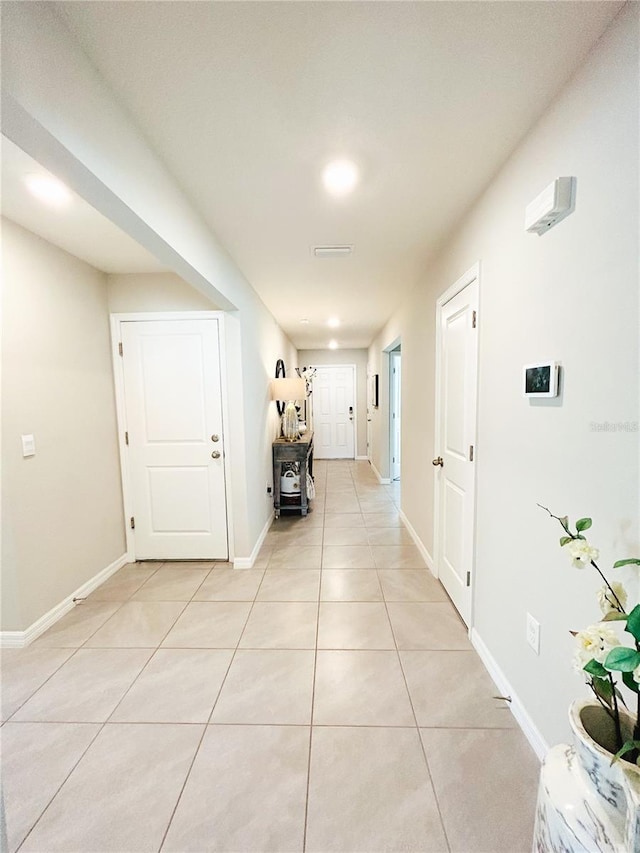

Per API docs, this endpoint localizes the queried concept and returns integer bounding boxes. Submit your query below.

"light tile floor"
[1,460,539,852]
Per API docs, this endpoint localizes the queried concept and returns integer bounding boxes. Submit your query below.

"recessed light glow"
[322,159,358,197]
[329,340,338,350]
[327,318,340,328]
[25,174,72,207]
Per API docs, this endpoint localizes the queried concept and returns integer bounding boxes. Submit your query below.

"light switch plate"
[21,434,36,457]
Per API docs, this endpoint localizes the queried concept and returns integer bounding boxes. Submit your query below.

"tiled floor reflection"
[1,460,539,852]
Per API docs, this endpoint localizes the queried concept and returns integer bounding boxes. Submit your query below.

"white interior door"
[120,318,228,560]
[434,274,478,625]
[313,365,356,459]
[390,352,401,481]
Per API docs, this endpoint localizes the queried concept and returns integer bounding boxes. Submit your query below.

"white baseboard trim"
[355,455,368,461]
[471,627,548,761]
[0,552,131,648]
[234,513,273,569]
[370,461,391,485]
[398,510,435,574]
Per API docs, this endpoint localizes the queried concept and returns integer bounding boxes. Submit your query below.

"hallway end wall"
[298,349,368,458]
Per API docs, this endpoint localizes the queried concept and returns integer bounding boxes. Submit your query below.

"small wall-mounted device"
[523,362,559,398]
[525,177,575,235]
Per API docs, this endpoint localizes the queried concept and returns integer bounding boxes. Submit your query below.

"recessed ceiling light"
[327,318,340,328]
[25,174,72,207]
[300,318,310,324]
[322,160,358,197]
[329,340,338,350]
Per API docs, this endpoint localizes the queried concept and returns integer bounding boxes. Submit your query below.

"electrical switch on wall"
[21,434,36,457]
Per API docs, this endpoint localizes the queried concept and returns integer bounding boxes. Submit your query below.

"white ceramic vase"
[533,699,640,852]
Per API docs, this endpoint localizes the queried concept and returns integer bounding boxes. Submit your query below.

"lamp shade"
[271,377,306,401]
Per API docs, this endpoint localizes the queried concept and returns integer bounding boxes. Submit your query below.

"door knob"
[211,450,221,459]
[211,434,219,442]
[432,456,444,467]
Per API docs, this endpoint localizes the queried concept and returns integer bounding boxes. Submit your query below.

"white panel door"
[434,276,478,625]
[121,319,228,560]
[312,365,356,459]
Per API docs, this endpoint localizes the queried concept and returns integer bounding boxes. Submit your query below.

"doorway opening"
[389,345,402,482]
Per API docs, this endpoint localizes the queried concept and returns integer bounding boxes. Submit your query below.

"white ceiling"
[1,136,166,275]
[45,2,624,346]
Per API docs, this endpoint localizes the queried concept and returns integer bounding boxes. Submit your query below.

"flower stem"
[589,560,626,614]
[609,673,624,752]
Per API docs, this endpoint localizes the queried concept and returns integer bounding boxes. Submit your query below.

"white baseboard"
[0,552,131,648]
[471,628,548,761]
[370,461,391,485]
[234,513,273,569]
[355,455,368,461]
[398,510,435,574]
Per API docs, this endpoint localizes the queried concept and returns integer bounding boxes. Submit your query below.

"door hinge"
[118,342,123,356]
[472,310,477,329]
[130,516,135,530]
[125,431,129,445]
[466,571,471,587]
[469,444,474,461]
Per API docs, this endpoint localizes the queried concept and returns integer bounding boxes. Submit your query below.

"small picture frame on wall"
[371,373,379,408]
[523,361,559,398]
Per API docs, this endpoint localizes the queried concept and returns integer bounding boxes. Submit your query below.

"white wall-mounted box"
[525,177,575,235]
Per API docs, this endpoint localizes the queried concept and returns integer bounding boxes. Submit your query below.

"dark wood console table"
[272,432,314,518]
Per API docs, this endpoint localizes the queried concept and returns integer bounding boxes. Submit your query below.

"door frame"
[389,348,401,481]
[110,311,234,562]
[433,263,480,630]
[310,363,357,459]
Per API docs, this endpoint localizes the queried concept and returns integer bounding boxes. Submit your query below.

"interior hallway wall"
[298,349,368,458]
[107,272,219,313]
[369,3,639,747]
[1,219,126,630]
[1,2,296,560]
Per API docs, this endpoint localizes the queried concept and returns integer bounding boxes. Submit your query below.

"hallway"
[1,461,539,853]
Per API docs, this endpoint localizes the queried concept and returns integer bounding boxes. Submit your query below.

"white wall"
[298,349,369,458]
[107,272,219,313]
[369,3,639,747]
[1,3,297,559]
[1,219,126,630]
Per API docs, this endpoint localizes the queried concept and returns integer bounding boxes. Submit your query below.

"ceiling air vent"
[312,245,353,258]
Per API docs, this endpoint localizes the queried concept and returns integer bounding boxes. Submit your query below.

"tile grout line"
[380,573,452,853]
[157,565,262,852]
[301,499,325,853]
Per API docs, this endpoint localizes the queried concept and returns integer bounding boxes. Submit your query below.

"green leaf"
[559,536,572,547]
[602,611,628,622]
[623,672,640,693]
[625,604,640,642]
[584,659,609,678]
[614,558,640,568]
[611,740,640,766]
[604,646,640,673]
[592,676,613,708]
[559,516,569,530]
[576,518,592,532]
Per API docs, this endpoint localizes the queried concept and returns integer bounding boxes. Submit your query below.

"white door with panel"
[434,273,478,626]
[312,365,356,459]
[120,318,228,560]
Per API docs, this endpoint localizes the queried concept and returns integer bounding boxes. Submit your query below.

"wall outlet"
[266,485,272,495]
[526,613,540,655]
